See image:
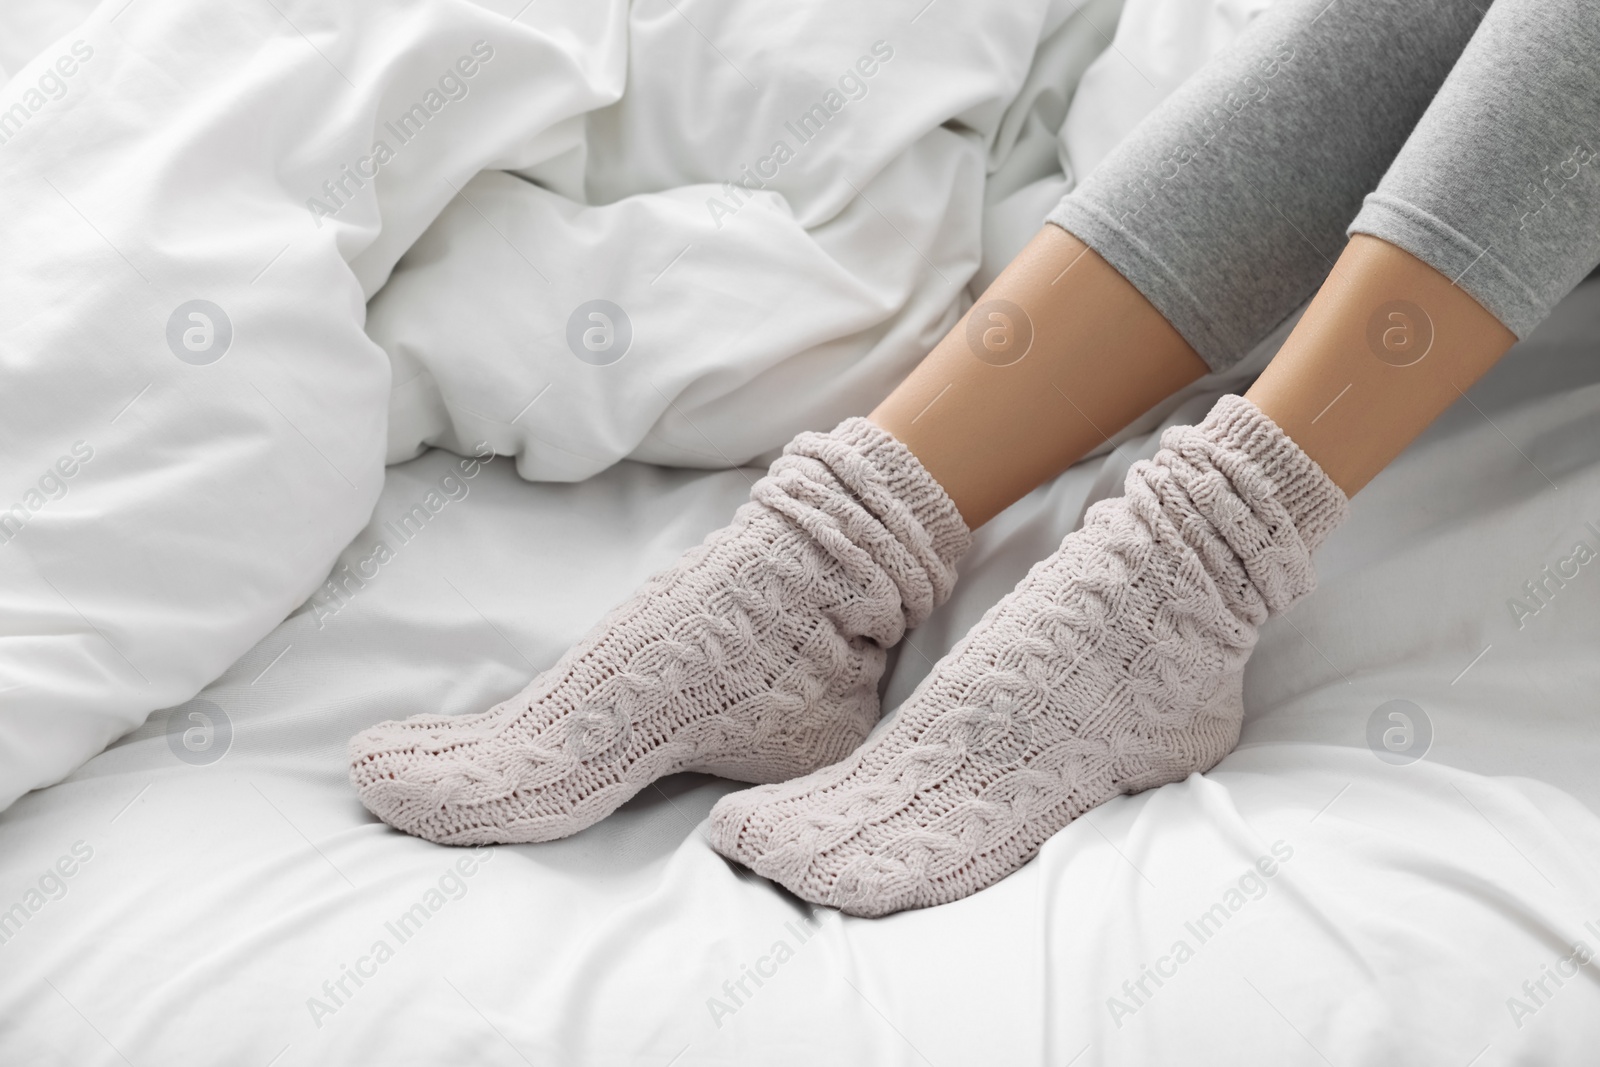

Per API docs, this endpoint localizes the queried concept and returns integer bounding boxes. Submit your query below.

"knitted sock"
[349,418,970,845]
[708,396,1347,916]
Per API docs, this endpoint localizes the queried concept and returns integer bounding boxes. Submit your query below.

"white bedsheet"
[6,0,1600,1063]
[1,0,1188,811]
[3,281,1600,1065]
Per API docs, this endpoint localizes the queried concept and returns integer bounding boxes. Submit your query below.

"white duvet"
[0,0,1271,810]
[4,291,1600,1064]
[5,0,1600,1063]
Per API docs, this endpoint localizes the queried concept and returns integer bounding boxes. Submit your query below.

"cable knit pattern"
[708,396,1347,917]
[349,418,970,845]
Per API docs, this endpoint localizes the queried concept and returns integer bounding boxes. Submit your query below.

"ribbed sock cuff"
[1195,395,1349,554]
[790,417,972,573]
[830,418,971,568]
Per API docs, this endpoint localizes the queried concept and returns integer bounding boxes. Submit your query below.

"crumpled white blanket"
[0,0,1268,811]
[376,0,1274,477]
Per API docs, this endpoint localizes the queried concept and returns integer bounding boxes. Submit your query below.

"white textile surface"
[5,0,1600,1063]
[3,280,1600,1065]
[1,0,1168,808]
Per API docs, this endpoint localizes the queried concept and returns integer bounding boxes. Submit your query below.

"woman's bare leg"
[870,226,1209,529]
[707,0,1593,916]
[868,226,1519,531]
[1248,235,1517,496]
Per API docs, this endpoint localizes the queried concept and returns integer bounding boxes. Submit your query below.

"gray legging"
[1047,0,1600,371]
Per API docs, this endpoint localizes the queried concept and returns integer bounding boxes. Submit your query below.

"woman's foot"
[708,397,1346,916]
[348,419,969,845]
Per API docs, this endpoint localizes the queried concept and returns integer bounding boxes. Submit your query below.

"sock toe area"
[348,721,471,841]
[707,784,785,863]
[345,415,976,849]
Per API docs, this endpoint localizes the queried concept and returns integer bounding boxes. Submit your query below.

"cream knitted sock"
[349,418,970,845]
[708,396,1347,916]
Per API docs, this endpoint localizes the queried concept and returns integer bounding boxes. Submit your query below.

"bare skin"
[1246,234,1518,496]
[870,226,1209,529]
[871,228,1517,524]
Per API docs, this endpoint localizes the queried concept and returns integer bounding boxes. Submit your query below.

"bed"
[4,0,1600,1064]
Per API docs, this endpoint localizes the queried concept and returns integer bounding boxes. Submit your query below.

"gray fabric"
[1047,0,1600,370]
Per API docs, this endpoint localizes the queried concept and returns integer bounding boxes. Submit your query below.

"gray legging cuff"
[1044,199,1242,372]
[1349,193,1547,342]
[1042,0,1600,372]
